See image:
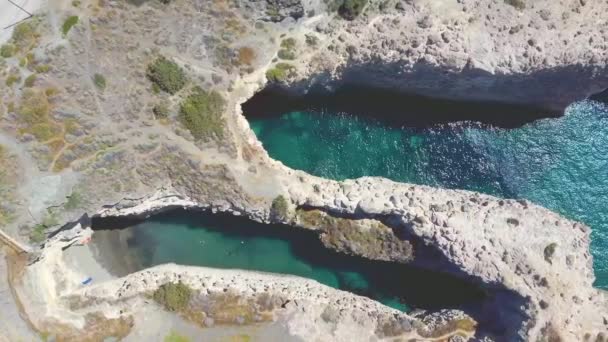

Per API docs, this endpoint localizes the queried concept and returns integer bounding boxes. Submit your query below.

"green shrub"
[179,87,225,140]
[278,38,297,60]
[19,89,50,124]
[12,21,37,49]
[93,73,106,90]
[35,64,51,73]
[277,49,296,60]
[153,101,170,119]
[265,63,294,83]
[64,191,82,210]
[24,74,36,87]
[5,73,21,87]
[271,195,289,221]
[62,16,79,37]
[305,34,319,46]
[504,0,525,10]
[280,38,296,50]
[164,331,190,342]
[30,224,46,243]
[338,0,367,20]
[29,213,58,243]
[0,44,15,58]
[153,282,192,312]
[544,243,557,263]
[146,57,187,94]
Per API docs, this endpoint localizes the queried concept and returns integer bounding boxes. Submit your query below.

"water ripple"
[250,100,608,287]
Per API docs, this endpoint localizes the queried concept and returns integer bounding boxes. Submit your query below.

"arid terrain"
[0,0,607,340]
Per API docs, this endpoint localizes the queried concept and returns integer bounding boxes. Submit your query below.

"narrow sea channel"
[92,211,486,312]
[248,99,608,288]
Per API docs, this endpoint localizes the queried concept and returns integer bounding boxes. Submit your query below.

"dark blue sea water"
[249,100,608,288]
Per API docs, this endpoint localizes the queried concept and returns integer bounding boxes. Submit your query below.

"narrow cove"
[88,89,608,336]
[91,211,487,313]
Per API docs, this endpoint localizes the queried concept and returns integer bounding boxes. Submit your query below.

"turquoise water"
[249,100,608,288]
[115,212,486,312]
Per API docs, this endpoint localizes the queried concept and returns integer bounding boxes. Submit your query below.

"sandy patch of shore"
[63,243,114,286]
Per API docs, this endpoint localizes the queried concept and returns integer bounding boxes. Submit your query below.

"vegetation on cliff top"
[179,87,225,140]
[271,195,289,221]
[0,44,15,58]
[278,38,297,60]
[504,0,525,10]
[266,63,294,83]
[147,57,187,94]
[164,330,191,342]
[153,282,192,312]
[325,0,367,20]
[62,16,79,37]
[12,20,38,51]
[93,73,106,91]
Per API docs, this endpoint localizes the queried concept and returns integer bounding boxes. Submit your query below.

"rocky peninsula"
[0,0,607,341]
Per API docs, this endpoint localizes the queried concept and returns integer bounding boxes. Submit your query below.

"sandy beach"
[0,0,46,43]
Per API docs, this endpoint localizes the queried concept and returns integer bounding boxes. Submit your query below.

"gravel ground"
[0,249,40,342]
[123,304,302,342]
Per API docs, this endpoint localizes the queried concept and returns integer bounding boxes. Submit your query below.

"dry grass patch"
[194,292,274,326]
[16,89,62,141]
[0,146,19,225]
[421,317,477,339]
[237,47,255,66]
[179,87,225,140]
[153,282,192,312]
[38,313,134,342]
[10,20,40,53]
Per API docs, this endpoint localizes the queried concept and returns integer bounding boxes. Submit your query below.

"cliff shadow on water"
[242,85,560,129]
[91,210,485,310]
[91,209,527,339]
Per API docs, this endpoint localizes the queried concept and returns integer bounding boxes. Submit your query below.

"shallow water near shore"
[249,100,608,288]
[92,211,488,313]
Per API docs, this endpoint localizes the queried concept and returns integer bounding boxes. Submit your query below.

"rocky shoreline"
[0,0,607,340]
[84,160,608,341]
[19,216,478,341]
[284,0,608,113]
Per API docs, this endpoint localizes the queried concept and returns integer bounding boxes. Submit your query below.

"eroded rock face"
[0,0,607,340]
[282,0,608,112]
[295,208,414,263]
[281,175,608,340]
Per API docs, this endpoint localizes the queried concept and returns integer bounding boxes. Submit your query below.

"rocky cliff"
[284,0,608,112]
[0,0,607,340]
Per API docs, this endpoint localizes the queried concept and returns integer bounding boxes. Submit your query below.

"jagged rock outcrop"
[1,0,607,340]
[280,175,608,340]
[282,0,608,112]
